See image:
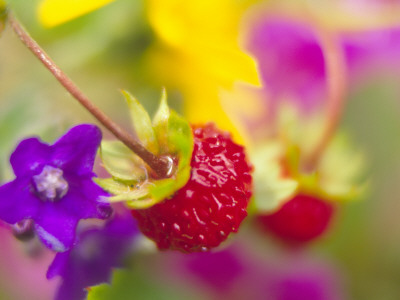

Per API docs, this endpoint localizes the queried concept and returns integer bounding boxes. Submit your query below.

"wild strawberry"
[257,194,334,244]
[131,123,253,253]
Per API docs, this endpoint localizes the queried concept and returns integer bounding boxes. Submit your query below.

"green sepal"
[152,88,169,150]
[145,106,193,204]
[93,178,150,201]
[96,90,194,209]
[122,90,159,154]
[299,132,368,202]
[148,166,190,203]
[251,142,298,214]
[100,140,147,181]
[250,102,367,216]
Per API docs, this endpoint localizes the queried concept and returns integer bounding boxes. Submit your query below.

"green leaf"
[87,268,206,300]
[100,140,147,181]
[122,90,159,154]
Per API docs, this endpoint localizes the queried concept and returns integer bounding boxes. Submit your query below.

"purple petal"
[47,252,69,280]
[0,178,39,224]
[34,206,79,252]
[55,277,89,300]
[48,209,139,300]
[10,138,51,177]
[51,124,102,175]
[246,16,326,113]
[60,175,111,220]
[101,206,139,237]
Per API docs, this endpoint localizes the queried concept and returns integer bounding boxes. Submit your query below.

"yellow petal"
[145,0,260,142]
[38,0,116,27]
[147,0,259,87]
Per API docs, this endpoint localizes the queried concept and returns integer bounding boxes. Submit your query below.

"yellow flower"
[145,0,260,143]
[37,0,260,142]
[38,0,116,27]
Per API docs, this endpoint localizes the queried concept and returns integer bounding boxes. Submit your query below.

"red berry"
[132,123,253,253]
[257,194,334,244]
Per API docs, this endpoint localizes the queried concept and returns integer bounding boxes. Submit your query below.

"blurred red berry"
[132,123,253,253]
[257,194,334,244]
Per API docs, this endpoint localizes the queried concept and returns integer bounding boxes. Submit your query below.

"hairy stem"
[8,12,171,178]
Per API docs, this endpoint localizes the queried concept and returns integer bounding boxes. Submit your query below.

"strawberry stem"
[7,12,172,178]
[304,26,347,170]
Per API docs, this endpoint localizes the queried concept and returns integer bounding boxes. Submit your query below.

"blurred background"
[1,0,400,299]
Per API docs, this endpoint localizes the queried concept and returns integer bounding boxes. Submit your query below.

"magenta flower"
[246,14,400,113]
[47,208,139,300]
[184,248,244,292]
[340,27,400,80]
[0,124,111,252]
[269,259,345,300]
[247,15,327,113]
[165,244,346,300]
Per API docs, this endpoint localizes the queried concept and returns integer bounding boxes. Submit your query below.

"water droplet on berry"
[182,210,190,218]
[173,223,181,232]
[185,190,194,199]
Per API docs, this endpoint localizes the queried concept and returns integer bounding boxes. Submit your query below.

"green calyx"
[249,131,367,215]
[95,89,194,209]
[250,142,298,214]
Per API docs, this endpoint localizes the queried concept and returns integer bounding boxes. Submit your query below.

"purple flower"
[0,124,111,252]
[47,208,139,300]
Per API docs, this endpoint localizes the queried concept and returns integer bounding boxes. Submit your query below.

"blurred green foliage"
[1,1,400,300]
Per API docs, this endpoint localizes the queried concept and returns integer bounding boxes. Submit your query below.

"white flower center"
[33,165,68,201]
